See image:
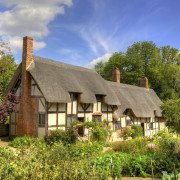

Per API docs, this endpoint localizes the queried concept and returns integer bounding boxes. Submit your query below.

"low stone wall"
[0,124,9,137]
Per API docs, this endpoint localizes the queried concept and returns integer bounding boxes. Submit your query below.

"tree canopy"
[0,40,17,103]
[161,99,180,135]
[94,41,180,101]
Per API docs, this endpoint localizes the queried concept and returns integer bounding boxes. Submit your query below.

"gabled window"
[96,95,102,102]
[93,115,102,123]
[70,93,78,101]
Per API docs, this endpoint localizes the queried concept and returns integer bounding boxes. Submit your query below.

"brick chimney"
[140,77,148,89]
[17,36,37,137]
[112,67,120,83]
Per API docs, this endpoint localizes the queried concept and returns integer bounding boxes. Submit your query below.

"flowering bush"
[148,143,157,149]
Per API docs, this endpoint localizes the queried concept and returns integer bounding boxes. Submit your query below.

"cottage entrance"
[141,123,145,136]
[78,117,84,136]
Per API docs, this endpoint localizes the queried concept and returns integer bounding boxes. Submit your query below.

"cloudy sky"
[0,0,180,68]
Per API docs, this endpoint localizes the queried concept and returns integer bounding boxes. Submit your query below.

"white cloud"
[86,53,112,68]
[0,0,72,51]
[3,36,46,52]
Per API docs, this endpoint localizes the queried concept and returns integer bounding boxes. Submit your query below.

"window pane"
[115,121,121,130]
[39,114,45,127]
[126,120,131,126]
[96,95,102,102]
[67,117,71,128]
[150,123,153,130]
[93,115,101,122]
[70,93,78,101]
[67,116,77,128]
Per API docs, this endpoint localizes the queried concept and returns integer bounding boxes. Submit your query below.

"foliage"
[122,127,133,140]
[46,128,77,146]
[111,137,149,154]
[161,99,180,135]
[94,41,180,100]
[4,130,180,179]
[69,141,103,160]
[2,139,106,179]
[131,124,143,139]
[8,136,36,148]
[0,40,17,101]
[83,121,108,144]
[162,171,180,180]
[0,89,19,123]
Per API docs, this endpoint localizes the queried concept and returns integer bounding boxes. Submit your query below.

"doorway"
[141,123,145,137]
[78,117,84,136]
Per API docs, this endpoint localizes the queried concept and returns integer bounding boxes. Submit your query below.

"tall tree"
[0,40,17,102]
[94,41,180,101]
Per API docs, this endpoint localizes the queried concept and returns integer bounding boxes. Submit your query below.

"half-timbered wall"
[48,103,66,131]
[115,112,160,138]
[9,79,21,137]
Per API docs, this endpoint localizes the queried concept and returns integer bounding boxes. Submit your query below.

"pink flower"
[148,143,157,149]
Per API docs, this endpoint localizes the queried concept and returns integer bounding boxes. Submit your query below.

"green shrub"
[131,124,143,139]
[8,136,36,148]
[83,121,108,144]
[122,127,133,140]
[111,137,149,154]
[90,125,108,144]
[46,129,77,146]
[69,141,103,160]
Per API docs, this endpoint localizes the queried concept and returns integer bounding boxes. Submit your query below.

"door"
[141,123,145,137]
[78,117,84,136]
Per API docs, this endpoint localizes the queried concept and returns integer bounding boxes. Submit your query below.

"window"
[96,95,102,102]
[93,115,102,122]
[115,121,121,130]
[67,115,77,128]
[39,114,45,127]
[126,119,131,126]
[150,123,153,130]
[70,93,78,101]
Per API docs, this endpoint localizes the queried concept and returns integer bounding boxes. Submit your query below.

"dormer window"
[70,93,78,101]
[96,95,102,102]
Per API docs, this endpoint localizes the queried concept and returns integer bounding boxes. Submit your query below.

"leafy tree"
[94,61,105,77]
[0,40,17,102]
[94,41,180,100]
[161,99,180,134]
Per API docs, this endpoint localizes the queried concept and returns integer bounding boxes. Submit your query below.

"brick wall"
[17,36,37,137]
[112,67,120,83]
[140,77,148,89]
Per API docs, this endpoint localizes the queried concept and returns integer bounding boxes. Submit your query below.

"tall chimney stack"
[112,67,120,83]
[140,77,148,89]
[17,36,36,137]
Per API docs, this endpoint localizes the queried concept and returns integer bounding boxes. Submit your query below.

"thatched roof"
[7,55,163,118]
[106,81,163,118]
[27,56,121,105]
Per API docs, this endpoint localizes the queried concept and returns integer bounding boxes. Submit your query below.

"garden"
[1,122,180,180]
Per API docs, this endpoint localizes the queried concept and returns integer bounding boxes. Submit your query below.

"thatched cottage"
[8,36,165,139]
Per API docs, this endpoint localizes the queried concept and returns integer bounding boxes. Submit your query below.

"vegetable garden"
[0,123,180,179]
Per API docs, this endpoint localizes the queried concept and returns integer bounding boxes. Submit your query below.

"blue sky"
[0,0,180,68]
